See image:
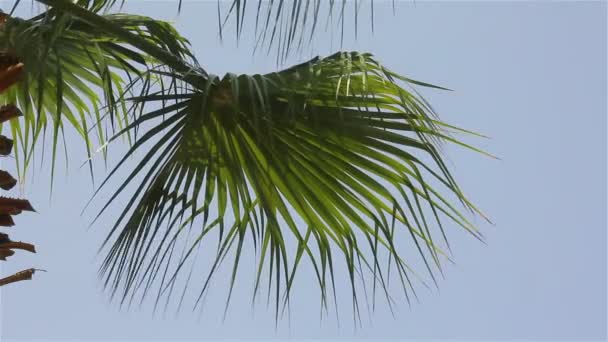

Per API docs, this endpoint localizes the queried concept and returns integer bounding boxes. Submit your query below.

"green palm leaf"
[6,0,492,320]
[92,51,491,317]
[73,0,384,61]
[0,8,194,182]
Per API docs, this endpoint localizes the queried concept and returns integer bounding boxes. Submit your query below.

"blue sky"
[1,1,606,340]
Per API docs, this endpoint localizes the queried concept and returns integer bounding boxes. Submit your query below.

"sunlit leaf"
[94,52,491,318]
[0,8,194,182]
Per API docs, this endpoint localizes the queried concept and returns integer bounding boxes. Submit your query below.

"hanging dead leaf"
[0,62,24,93]
[0,104,22,123]
[0,11,8,25]
[0,170,17,190]
[0,135,13,155]
[0,268,42,287]
[0,241,36,253]
[0,197,35,212]
[0,214,15,226]
[0,51,20,69]
[0,248,15,260]
[0,206,20,215]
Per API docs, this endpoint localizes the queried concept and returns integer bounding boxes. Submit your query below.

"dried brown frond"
[0,135,13,155]
[0,248,15,260]
[0,268,39,287]
[0,214,15,227]
[0,170,17,190]
[0,197,35,212]
[0,104,23,123]
[0,62,24,93]
[0,241,36,253]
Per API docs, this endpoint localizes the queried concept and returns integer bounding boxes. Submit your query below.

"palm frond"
[216,0,386,62]
[0,8,195,182]
[94,51,491,318]
[72,0,386,62]
[10,0,492,320]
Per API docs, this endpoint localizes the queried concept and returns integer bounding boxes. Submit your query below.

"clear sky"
[1,1,606,341]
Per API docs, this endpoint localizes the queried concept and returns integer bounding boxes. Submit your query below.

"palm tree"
[0,0,493,320]
[0,31,38,287]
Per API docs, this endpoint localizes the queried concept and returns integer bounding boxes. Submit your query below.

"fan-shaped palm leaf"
[73,0,384,61]
[11,0,492,321]
[91,51,492,318]
[0,7,194,181]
